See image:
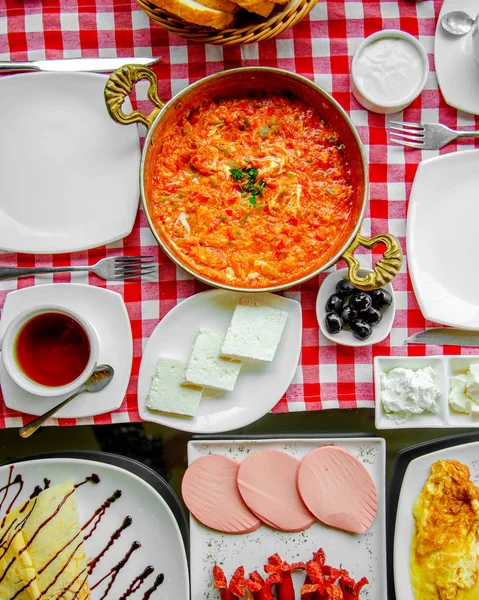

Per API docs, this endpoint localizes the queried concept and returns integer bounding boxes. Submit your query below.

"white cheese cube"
[220,301,288,362]
[183,329,242,391]
[450,373,468,390]
[146,357,203,417]
[466,363,479,402]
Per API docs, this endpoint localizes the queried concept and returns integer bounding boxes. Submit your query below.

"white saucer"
[316,268,395,347]
[138,290,302,433]
[0,284,133,418]
[407,150,479,329]
[0,73,141,254]
[435,0,479,115]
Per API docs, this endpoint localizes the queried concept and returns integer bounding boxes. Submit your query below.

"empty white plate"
[407,150,479,329]
[0,73,141,253]
[138,290,302,433]
[0,284,133,418]
[435,0,479,115]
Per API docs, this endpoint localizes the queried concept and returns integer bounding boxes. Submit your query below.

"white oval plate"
[0,457,189,600]
[407,150,479,329]
[138,290,302,433]
[316,268,395,347]
[435,0,479,115]
[0,73,140,253]
[0,284,133,418]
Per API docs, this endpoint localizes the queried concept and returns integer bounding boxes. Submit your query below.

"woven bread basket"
[136,0,319,45]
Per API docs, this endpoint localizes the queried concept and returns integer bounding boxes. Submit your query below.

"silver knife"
[405,328,479,346]
[0,56,159,73]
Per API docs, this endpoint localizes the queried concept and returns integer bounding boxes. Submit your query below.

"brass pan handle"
[341,233,403,290]
[104,64,164,130]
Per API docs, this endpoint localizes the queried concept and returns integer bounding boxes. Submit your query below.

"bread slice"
[233,0,275,16]
[150,0,237,28]
[196,0,241,14]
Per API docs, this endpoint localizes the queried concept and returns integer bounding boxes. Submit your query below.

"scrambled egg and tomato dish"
[411,460,479,600]
[149,94,355,288]
[0,481,89,600]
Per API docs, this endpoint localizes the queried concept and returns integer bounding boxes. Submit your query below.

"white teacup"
[1,306,99,397]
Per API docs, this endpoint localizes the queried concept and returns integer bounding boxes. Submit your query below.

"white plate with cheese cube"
[137,290,302,433]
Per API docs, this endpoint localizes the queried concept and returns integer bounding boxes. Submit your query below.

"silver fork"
[388,120,479,150]
[0,256,156,281]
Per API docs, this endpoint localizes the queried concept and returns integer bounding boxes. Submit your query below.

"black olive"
[335,279,355,298]
[324,312,343,334]
[341,305,358,326]
[349,292,372,313]
[361,306,383,326]
[325,294,343,314]
[350,319,373,340]
[370,288,393,309]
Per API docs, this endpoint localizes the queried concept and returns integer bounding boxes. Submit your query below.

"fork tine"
[389,131,425,143]
[114,269,157,280]
[115,265,157,274]
[390,138,423,149]
[388,120,424,130]
[388,125,425,138]
[113,255,155,262]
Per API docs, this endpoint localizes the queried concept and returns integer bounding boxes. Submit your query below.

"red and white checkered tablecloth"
[0,0,478,428]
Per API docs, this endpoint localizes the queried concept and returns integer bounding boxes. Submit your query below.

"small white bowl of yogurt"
[351,29,429,114]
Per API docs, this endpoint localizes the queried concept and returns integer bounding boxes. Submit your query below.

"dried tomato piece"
[264,553,305,600]
[249,570,280,600]
[213,566,234,600]
[338,574,369,600]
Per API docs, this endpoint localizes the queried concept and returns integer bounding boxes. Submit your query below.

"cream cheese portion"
[380,366,440,424]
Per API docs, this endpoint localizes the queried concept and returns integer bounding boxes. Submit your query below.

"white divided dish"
[394,441,479,600]
[407,150,479,330]
[0,284,133,418]
[375,355,479,429]
[0,73,141,254]
[316,268,395,347]
[0,458,189,600]
[137,290,302,434]
[435,0,479,115]
[187,438,386,600]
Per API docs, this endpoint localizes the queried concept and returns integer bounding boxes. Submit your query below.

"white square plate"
[407,150,479,329]
[187,437,386,600]
[0,73,140,253]
[0,457,189,600]
[394,441,479,600]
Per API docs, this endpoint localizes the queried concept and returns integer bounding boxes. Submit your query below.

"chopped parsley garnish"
[229,167,266,206]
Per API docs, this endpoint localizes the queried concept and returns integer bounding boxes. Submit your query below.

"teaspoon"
[440,10,476,36]
[18,365,114,438]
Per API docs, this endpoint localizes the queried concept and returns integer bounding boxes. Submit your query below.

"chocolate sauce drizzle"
[119,565,154,600]
[82,490,122,541]
[142,573,165,599]
[0,468,166,600]
[0,468,24,518]
[90,541,141,600]
[88,516,132,574]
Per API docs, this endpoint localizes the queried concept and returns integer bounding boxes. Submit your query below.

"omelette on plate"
[411,459,479,600]
[0,480,90,600]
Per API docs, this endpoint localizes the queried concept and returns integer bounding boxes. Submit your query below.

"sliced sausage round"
[182,454,262,534]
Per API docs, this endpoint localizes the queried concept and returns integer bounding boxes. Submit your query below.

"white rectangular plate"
[375,355,479,429]
[188,437,386,600]
[394,440,479,600]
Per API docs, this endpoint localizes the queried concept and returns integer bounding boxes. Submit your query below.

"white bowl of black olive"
[316,268,395,347]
